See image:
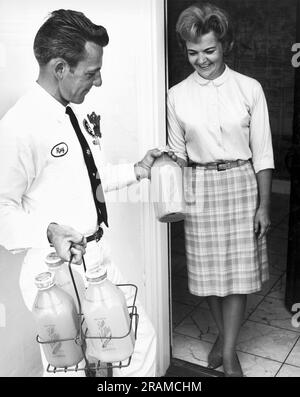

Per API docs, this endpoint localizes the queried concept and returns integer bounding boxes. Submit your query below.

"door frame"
[136,0,171,377]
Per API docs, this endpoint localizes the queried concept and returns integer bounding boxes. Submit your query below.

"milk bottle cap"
[45,252,64,268]
[85,267,107,283]
[34,271,55,290]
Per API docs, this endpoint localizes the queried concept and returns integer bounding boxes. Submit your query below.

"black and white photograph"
[0,0,299,384]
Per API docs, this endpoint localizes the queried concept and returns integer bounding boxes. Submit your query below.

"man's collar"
[33,82,68,122]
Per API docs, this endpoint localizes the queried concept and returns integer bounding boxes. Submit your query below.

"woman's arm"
[254,168,272,239]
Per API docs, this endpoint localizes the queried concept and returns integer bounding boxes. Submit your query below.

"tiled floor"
[170,192,300,377]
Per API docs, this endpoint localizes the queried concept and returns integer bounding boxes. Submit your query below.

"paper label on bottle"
[96,319,113,349]
[45,325,64,356]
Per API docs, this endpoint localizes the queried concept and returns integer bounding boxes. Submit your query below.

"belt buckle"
[94,227,103,242]
[217,162,227,171]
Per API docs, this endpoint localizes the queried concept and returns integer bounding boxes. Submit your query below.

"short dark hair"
[176,2,234,54]
[34,9,109,67]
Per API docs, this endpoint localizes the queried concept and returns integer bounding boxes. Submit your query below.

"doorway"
[168,0,300,377]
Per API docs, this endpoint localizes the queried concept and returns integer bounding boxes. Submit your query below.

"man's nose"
[93,71,102,87]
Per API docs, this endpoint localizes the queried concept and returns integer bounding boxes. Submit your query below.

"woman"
[167,2,274,377]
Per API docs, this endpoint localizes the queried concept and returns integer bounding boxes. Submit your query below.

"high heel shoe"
[207,336,223,369]
[223,354,244,377]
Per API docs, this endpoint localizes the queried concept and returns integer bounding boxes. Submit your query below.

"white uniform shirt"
[0,83,137,251]
[167,65,274,173]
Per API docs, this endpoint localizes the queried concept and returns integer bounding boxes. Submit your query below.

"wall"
[167,0,297,180]
[0,0,167,377]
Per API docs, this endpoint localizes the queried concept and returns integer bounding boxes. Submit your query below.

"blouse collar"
[193,64,230,87]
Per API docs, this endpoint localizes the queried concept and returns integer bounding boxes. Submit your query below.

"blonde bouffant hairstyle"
[176,2,234,55]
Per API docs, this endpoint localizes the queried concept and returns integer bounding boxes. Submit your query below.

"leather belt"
[189,159,250,171]
[86,226,103,243]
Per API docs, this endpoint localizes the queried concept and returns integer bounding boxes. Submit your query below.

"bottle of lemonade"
[32,271,84,368]
[82,267,135,363]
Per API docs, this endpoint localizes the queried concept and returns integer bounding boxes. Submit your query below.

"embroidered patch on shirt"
[51,142,69,157]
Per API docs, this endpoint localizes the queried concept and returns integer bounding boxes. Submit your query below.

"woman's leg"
[206,296,224,368]
[221,294,247,376]
[206,296,224,335]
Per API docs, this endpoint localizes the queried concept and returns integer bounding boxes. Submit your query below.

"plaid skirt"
[184,161,269,297]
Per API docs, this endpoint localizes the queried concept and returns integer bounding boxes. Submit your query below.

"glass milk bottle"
[32,272,84,368]
[150,152,185,222]
[82,268,135,363]
[45,252,85,314]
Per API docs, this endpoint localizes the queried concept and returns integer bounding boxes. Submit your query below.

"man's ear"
[51,58,69,80]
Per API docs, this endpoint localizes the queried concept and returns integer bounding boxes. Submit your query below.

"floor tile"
[218,352,282,377]
[198,298,209,310]
[172,301,194,327]
[267,274,286,300]
[276,364,300,377]
[244,294,265,318]
[286,339,300,367]
[171,276,203,306]
[256,273,281,297]
[172,335,282,377]
[268,252,287,276]
[238,352,282,377]
[174,307,218,343]
[237,320,299,361]
[249,296,296,331]
[172,333,211,367]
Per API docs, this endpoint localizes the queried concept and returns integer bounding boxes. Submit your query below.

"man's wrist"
[134,162,149,181]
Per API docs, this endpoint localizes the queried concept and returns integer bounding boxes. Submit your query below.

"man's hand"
[47,223,87,265]
[134,148,187,180]
[134,148,162,180]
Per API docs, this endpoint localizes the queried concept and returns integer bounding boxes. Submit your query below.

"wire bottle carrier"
[36,256,139,377]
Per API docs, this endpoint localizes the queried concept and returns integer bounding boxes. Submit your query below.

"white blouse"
[167,65,274,173]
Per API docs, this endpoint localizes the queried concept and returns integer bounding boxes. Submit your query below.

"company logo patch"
[51,142,68,157]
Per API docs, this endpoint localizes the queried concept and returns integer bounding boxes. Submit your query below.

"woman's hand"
[254,205,271,239]
[166,150,187,168]
[254,169,272,239]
